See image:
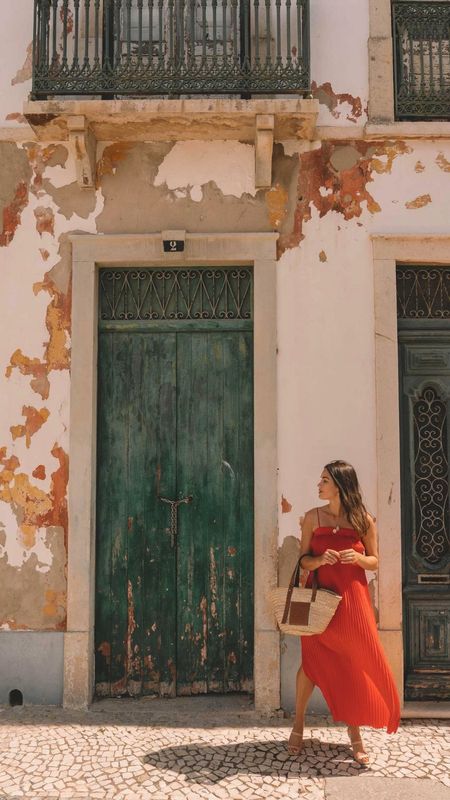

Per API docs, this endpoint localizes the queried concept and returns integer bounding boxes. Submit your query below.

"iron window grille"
[392,0,450,120]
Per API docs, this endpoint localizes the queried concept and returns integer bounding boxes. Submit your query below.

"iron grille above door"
[396,266,450,319]
[99,267,253,322]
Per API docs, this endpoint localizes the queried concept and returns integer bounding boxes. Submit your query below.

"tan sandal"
[347,728,370,765]
[287,729,303,756]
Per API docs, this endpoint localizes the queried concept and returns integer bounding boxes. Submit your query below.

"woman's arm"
[299,509,340,571]
[340,515,379,570]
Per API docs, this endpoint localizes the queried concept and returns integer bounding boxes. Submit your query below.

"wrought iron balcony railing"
[32,0,310,98]
[392,0,450,119]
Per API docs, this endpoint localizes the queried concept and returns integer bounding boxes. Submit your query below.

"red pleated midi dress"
[301,524,400,734]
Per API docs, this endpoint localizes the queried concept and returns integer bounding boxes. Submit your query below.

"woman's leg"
[347,725,370,765]
[288,667,314,753]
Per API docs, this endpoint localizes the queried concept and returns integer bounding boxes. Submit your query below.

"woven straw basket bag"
[269,557,342,636]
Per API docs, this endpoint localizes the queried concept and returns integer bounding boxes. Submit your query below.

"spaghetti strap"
[316,507,320,526]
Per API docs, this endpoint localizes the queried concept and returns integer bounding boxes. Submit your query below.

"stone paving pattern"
[0,697,449,799]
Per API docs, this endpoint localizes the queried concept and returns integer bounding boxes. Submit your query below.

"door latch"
[158,495,193,547]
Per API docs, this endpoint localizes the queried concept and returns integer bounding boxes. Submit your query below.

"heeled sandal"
[347,728,370,766]
[287,730,303,756]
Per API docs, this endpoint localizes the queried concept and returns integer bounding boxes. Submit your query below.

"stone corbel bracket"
[255,114,274,189]
[67,115,96,188]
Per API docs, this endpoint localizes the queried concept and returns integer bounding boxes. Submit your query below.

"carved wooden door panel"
[397,266,450,701]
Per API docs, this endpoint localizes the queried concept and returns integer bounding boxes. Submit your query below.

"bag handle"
[281,556,318,625]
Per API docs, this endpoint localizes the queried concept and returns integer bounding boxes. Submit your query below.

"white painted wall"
[1,0,33,125]
[310,0,369,127]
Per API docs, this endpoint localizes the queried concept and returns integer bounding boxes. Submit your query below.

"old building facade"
[0,0,449,713]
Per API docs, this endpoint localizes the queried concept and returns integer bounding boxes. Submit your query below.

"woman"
[288,460,400,765]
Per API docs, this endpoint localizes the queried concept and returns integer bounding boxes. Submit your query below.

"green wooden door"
[95,268,254,697]
[397,266,450,701]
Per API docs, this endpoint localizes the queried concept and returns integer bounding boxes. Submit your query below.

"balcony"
[26,1,318,189]
[393,0,450,120]
[32,0,310,98]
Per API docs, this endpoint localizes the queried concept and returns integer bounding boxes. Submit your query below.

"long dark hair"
[324,460,370,537]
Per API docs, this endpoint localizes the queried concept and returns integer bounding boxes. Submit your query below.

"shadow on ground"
[142,738,364,783]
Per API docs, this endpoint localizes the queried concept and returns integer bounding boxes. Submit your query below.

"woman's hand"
[339,548,360,565]
[320,549,341,566]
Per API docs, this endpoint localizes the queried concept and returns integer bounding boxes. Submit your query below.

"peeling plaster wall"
[277,138,450,555]
[1,131,449,661]
[1,0,450,709]
[0,138,103,633]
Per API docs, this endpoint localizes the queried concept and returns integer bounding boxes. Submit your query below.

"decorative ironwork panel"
[32,0,310,97]
[413,385,449,564]
[392,1,450,120]
[397,266,450,319]
[99,267,252,320]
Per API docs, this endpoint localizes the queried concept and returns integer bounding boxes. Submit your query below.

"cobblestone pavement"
[0,697,449,799]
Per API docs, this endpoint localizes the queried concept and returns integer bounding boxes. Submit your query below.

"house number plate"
[163,239,184,252]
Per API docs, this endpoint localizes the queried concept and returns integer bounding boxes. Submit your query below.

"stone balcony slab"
[23,97,318,143]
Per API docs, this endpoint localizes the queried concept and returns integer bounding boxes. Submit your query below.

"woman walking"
[288,460,400,764]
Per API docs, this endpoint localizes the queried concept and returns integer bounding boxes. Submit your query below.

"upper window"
[392,1,450,120]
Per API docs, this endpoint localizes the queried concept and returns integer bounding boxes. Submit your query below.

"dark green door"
[95,268,254,697]
[397,266,450,701]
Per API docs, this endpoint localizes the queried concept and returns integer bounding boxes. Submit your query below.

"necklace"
[328,508,341,534]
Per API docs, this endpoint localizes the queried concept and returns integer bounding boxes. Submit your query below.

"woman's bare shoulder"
[302,507,319,526]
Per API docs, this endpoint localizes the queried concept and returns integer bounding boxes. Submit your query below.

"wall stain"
[265,183,289,229]
[34,206,55,237]
[0,442,68,553]
[32,465,46,480]
[43,588,66,622]
[11,42,33,86]
[414,160,425,173]
[319,250,327,262]
[10,406,50,448]
[0,181,28,247]
[6,113,27,124]
[436,152,450,172]
[0,527,66,630]
[6,265,71,399]
[24,143,67,193]
[405,193,432,209]
[60,6,74,34]
[281,495,292,514]
[311,81,363,123]
[96,142,134,185]
[279,140,411,254]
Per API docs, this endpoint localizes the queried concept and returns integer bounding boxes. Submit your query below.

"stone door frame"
[372,234,450,705]
[64,232,279,711]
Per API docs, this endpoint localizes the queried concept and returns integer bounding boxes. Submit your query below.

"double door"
[95,268,254,697]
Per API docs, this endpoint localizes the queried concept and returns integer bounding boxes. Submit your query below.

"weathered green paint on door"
[95,269,254,697]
